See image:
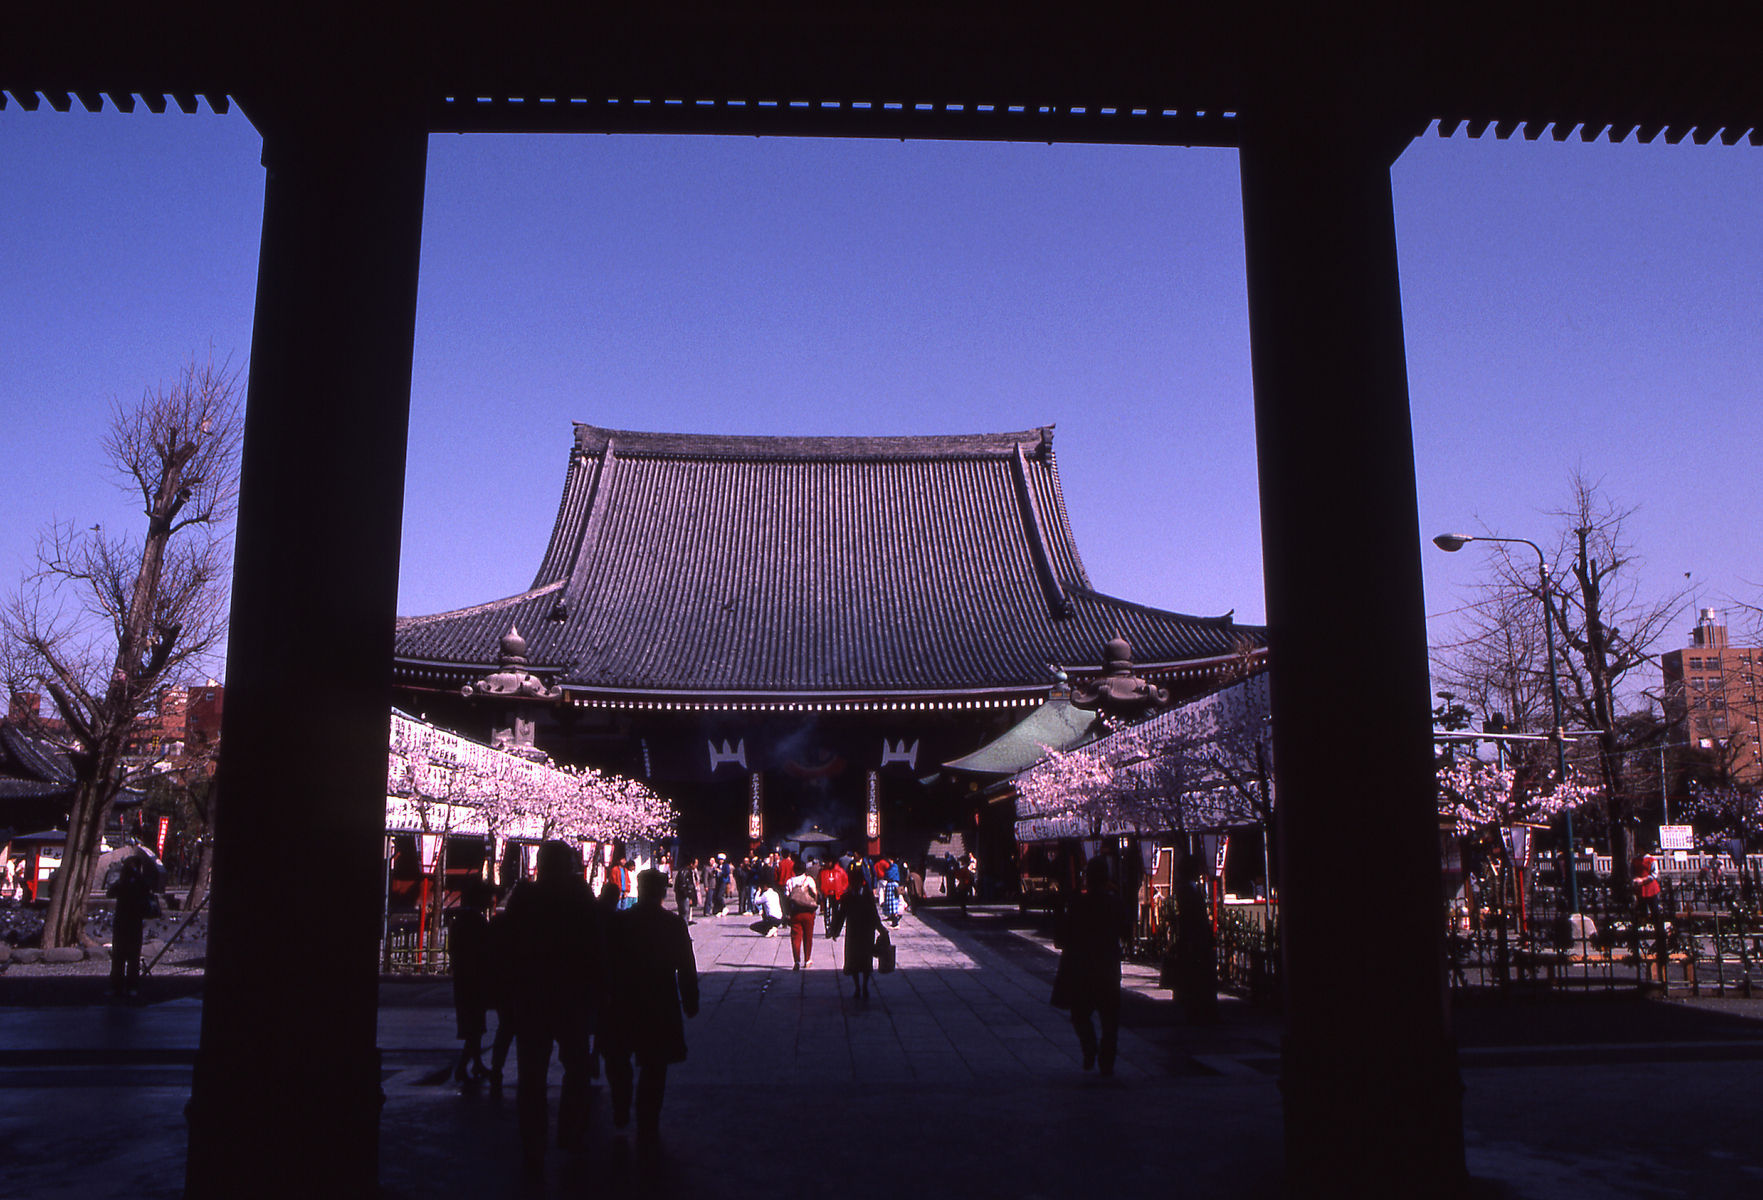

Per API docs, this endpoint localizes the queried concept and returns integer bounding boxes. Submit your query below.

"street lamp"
[1433,532,1580,913]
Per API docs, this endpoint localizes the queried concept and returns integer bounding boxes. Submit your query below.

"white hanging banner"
[419,834,443,872]
[520,841,538,878]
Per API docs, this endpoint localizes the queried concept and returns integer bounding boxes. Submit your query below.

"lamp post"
[1433,533,1580,913]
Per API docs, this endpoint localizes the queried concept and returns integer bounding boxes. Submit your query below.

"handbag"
[787,883,817,913]
[875,927,897,974]
[1049,956,1073,1010]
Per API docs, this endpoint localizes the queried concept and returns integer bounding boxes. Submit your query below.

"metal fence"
[381,916,451,974]
[1204,869,1763,1007]
[1446,871,1763,998]
[1217,907,1279,1004]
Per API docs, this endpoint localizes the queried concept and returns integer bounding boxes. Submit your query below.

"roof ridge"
[1068,585,1255,629]
[396,580,565,629]
[572,423,1055,462]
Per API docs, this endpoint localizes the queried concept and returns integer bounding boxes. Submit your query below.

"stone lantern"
[461,625,561,756]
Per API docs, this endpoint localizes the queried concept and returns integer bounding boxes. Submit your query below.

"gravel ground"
[0,907,208,978]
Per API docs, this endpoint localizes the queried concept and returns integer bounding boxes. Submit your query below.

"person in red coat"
[599,870,699,1143]
[818,858,848,938]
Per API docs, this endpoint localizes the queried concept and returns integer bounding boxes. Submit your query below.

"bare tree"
[1434,585,1553,740]
[2,357,241,948]
[1434,472,1690,899]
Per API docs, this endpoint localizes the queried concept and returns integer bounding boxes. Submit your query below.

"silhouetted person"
[599,869,699,1144]
[1052,858,1126,1073]
[1174,853,1219,1025]
[485,894,516,1088]
[500,840,604,1174]
[673,859,696,925]
[449,875,493,1084]
[107,856,154,999]
[841,877,882,1001]
[954,854,976,913]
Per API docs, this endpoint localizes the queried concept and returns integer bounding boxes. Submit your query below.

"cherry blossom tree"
[1679,781,1763,853]
[1436,755,1599,834]
[385,712,675,859]
[1015,676,1272,838]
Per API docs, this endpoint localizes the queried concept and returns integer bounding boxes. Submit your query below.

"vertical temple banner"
[866,770,881,840]
[748,772,764,840]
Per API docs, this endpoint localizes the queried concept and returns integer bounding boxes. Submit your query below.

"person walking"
[955,852,977,913]
[448,875,494,1084]
[717,854,735,916]
[906,861,926,913]
[1173,853,1219,1025]
[841,877,882,1001]
[599,870,699,1144]
[673,859,697,925]
[784,861,819,968]
[700,855,720,917]
[484,893,516,1089]
[818,856,848,939]
[1051,858,1127,1074]
[881,860,904,928]
[106,855,155,1000]
[499,840,605,1174]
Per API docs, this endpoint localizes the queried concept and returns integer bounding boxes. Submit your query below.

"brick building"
[1662,609,1762,785]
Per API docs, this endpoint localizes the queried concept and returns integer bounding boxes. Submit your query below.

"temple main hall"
[392,422,1264,856]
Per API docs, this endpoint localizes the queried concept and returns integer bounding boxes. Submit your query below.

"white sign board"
[1659,825,1695,851]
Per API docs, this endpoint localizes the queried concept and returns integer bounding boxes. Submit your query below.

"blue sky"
[3,109,1758,697]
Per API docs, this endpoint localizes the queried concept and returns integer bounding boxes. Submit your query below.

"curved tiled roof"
[395,424,1263,699]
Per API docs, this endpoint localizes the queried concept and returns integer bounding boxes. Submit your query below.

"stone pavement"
[4,902,1763,1198]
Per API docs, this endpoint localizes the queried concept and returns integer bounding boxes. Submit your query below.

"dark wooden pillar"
[1240,123,1467,1190]
[185,101,427,1197]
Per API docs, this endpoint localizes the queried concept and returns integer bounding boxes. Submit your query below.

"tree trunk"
[42,776,119,948]
[184,835,214,915]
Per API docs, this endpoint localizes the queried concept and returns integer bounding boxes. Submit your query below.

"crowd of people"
[446,843,699,1175]
[666,847,934,970]
[444,841,947,1173]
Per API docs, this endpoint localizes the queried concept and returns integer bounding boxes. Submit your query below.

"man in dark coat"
[106,855,155,999]
[448,875,494,1084]
[1052,858,1128,1074]
[498,840,605,1172]
[1174,853,1219,1025]
[598,869,699,1142]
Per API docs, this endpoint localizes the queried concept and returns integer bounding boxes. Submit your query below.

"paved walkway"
[4,902,1763,1198]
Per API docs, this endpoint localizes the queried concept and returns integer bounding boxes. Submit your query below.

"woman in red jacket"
[818,858,848,938]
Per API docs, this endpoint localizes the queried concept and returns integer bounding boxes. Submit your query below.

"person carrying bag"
[875,925,896,974]
[783,866,820,969]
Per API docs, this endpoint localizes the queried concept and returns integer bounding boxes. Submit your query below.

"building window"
[1691,678,1706,690]
[1689,657,1704,669]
